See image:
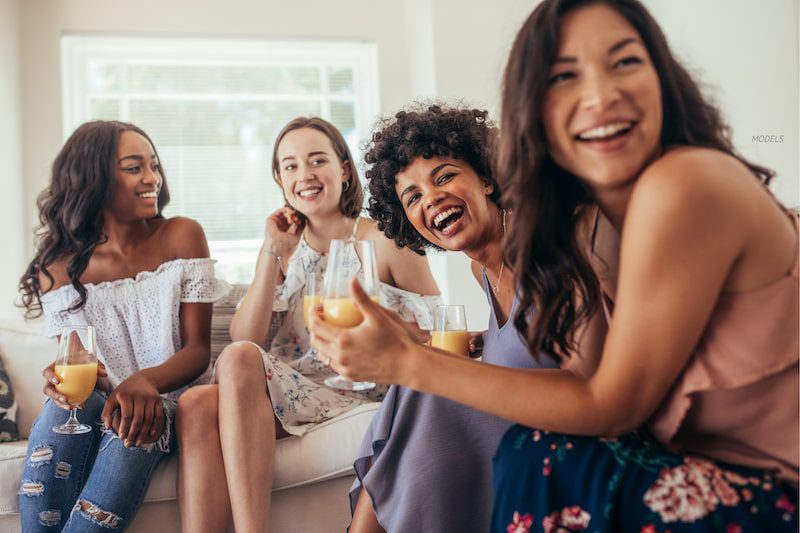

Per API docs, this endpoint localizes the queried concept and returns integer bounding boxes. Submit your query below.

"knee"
[215,341,266,387]
[176,386,219,440]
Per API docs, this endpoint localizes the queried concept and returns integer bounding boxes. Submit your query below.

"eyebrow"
[118,155,157,164]
[553,37,639,64]
[280,151,330,164]
[398,163,458,200]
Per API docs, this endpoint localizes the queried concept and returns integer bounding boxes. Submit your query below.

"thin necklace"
[487,209,507,294]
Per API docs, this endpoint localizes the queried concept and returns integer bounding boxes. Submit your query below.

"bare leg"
[216,341,279,533]
[177,384,232,533]
[350,488,386,533]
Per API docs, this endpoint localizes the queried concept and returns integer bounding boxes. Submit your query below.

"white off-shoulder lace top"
[40,258,229,400]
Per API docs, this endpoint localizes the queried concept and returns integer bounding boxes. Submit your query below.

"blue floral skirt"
[493,425,798,533]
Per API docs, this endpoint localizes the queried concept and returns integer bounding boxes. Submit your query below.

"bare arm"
[370,222,440,296]
[229,207,303,346]
[312,151,762,436]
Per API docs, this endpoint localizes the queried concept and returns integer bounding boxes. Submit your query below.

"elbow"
[589,400,649,438]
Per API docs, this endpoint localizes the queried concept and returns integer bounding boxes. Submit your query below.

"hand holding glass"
[52,325,98,435]
[322,239,380,391]
[431,305,469,356]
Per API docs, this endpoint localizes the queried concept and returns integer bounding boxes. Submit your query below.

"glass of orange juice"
[432,305,469,356]
[52,325,98,435]
[303,271,323,331]
[322,239,379,391]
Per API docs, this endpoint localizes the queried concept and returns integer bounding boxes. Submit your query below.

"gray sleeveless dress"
[349,273,558,532]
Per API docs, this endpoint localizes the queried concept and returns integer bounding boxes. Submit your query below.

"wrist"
[397,338,427,389]
[262,241,289,256]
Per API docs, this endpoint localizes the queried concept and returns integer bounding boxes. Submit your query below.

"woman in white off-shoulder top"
[18,120,227,532]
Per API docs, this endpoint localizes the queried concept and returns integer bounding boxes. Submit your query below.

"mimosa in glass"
[432,305,469,356]
[322,239,380,391]
[52,325,98,435]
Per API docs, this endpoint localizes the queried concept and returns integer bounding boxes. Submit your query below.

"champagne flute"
[431,305,469,356]
[322,239,380,391]
[304,271,323,331]
[52,325,98,435]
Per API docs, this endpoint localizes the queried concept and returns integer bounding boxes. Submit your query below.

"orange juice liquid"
[431,330,470,356]
[322,296,380,328]
[55,362,98,405]
[303,295,323,330]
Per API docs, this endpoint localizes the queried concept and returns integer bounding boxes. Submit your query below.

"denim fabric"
[19,391,177,532]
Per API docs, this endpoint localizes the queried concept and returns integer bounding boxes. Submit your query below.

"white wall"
[0,0,25,321]
[3,0,799,328]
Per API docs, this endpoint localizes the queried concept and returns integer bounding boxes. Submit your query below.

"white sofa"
[0,317,378,532]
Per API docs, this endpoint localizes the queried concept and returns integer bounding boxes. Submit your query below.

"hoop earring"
[342,180,350,192]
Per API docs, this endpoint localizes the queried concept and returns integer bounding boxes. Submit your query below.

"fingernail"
[136,441,142,447]
[51,378,58,384]
[60,396,66,403]
[150,429,156,436]
[124,440,131,448]
[120,433,126,440]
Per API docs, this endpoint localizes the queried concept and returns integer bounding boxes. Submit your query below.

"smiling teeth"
[298,188,322,198]
[578,122,632,140]
[138,192,157,199]
[433,207,463,229]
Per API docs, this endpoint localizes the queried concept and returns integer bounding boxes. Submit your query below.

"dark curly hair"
[19,120,169,319]
[365,103,499,254]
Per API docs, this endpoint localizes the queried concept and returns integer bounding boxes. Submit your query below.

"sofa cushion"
[0,352,19,442]
[0,401,378,515]
[0,320,55,438]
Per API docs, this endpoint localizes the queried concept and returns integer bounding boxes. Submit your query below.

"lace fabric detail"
[39,258,229,401]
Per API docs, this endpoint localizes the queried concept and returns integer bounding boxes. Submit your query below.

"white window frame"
[61,34,380,281]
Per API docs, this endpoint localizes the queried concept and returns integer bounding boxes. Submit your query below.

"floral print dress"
[493,428,797,533]
[235,219,440,437]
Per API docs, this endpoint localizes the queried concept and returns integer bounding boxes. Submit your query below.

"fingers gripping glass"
[321,239,379,391]
[52,325,98,435]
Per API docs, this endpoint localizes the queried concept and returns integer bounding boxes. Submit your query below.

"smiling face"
[542,3,663,194]
[276,127,350,218]
[107,130,162,221]
[395,156,497,252]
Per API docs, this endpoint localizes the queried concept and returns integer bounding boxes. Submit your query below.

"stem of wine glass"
[67,408,79,426]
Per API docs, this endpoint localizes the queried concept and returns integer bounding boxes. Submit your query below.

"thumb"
[350,278,380,318]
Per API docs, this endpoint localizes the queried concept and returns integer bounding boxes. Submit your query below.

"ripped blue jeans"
[19,391,177,532]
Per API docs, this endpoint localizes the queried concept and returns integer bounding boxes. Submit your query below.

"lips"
[429,205,464,233]
[297,186,323,200]
[575,121,635,142]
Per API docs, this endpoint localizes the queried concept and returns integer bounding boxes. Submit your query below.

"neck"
[100,212,152,255]
[591,185,633,232]
[303,212,357,252]
[464,205,505,274]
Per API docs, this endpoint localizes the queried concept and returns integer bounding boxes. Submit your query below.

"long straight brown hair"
[497,0,774,360]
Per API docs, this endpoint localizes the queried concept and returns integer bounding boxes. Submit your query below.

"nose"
[142,165,161,188]
[423,188,446,212]
[580,68,622,111]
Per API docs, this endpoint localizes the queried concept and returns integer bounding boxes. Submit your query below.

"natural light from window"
[61,35,380,283]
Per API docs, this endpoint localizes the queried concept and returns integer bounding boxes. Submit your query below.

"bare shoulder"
[154,217,210,260]
[359,218,407,258]
[37,257,72,294]
[631,147,755,223]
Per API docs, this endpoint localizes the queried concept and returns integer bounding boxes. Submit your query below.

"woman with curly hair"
[347,104,557,533]
[18,120,226,532]
[312,1,798,531]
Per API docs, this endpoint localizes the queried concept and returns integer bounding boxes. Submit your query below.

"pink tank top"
[579,207,799,484]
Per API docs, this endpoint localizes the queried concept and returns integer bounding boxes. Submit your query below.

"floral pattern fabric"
[493,426,798,533]
[228,225,440,437]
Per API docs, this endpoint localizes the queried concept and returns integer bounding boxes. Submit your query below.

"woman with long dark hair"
[18,120,226,531]
[311,1,798,530]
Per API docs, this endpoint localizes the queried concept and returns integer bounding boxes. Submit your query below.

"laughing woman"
[349,104,558,533]
[311,1,798,531]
